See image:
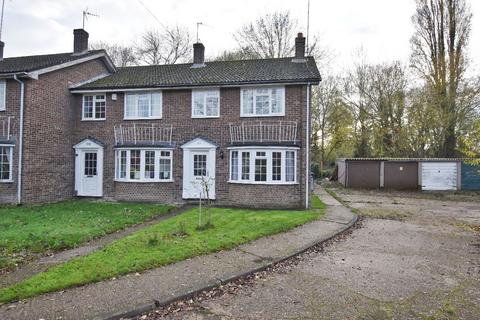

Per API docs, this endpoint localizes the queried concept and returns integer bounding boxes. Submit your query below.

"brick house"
[0,29,321,208]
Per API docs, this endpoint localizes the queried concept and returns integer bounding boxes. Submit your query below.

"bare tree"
[137,25,192,65]
[90,41,137,67]
[233,11,329,63]
[410,0,474,157]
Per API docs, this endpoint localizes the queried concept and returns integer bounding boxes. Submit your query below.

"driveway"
[143,187,480,319]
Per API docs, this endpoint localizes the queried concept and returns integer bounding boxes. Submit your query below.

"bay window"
[82,94,106,120]
[241,87,285,117]
[192,89,220,118]
[229,148,297,184]
[124,92,162,119]
[115,149,173,182]
[0,146,13,182]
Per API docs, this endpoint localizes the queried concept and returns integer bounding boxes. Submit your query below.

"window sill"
[240,113,285,118]
[0,179,14,183]
[228,180,298,185]
[123,117,163,121]
[114,179,174,183]
[81,118,106,121]
[191,115,220,119]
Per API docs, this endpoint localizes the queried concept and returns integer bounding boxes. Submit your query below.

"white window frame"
[191,89,220,118]
[0,145,13,182]
[124,91,162,120]
[240,86,285,117]
[228,147,298,185]
[0,80,6,111]
[114,148,173,182]
[82,94,106,121]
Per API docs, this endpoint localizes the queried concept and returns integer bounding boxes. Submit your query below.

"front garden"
[0,196,325,303]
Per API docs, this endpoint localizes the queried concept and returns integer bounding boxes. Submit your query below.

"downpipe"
[306,83,311,209]
[13,74,24,204]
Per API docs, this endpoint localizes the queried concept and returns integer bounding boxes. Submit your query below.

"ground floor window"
[0,146,13,181]
[229,148,297,184]
[115,149,173,182]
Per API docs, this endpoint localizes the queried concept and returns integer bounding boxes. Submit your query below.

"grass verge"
[0,198,324,303]
[0,201,175,270]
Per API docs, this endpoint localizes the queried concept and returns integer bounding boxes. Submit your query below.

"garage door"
[384,162,418,190]
[347,161,380,188]
[421,162,457,191]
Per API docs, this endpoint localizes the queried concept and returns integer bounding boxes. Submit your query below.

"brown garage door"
[384,162,418,190]
[347,161,380,188]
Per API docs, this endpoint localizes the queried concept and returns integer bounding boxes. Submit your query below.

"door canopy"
[181,137,218,150]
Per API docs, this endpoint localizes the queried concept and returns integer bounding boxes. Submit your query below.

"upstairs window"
[241,87,285,117]
[82,94,106,120]
[0,80,5,111]
[125,92,162,120]
[192,89,220,118]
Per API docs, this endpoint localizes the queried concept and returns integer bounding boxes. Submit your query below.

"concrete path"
[0,187,356,320]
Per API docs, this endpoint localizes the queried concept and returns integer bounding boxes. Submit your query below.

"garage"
[421,161,459,191]
[461,162,480,190]
[384,161,418,190]
[346,160,380,188]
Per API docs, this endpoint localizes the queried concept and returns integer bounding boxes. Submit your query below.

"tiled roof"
[0,50,106,74]
[73,56,321,90]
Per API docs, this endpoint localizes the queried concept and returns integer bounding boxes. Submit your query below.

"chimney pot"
[293,32,306,63]
[192,43,205,68]
[73,29,89,55]
[0,41,4,61]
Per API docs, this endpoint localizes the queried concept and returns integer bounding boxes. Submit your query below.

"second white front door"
[182,138,216,199]
[74,139,104,197]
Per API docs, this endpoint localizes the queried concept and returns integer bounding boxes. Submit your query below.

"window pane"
[231,151,238,180]
[193,92,205,116]
[138,94,150,118]
[241,152,250,180]
[95,99,106,119]
[255,157,267,181]
[286,151,295,182]
[130,150,141,179]
[193,154,207,176]
[242,90,254,115]
[84,152,97,176]
[144,150,156,179]
[255,93,270,115]
[0,81,5,111]
[83,96,93,118]
[206,96,219,116]
[271,88,284,114]
[151,93,162,117]
[125,95,136,118]
[272,152,282,181]
[0,147,11,180]
[119,150,127,179]
[159,158,171,180]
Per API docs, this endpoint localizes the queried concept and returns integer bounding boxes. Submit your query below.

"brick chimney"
[73,29,89,55]
[292,32,306,63]
[192,42,205,68]
[0,41,4,61]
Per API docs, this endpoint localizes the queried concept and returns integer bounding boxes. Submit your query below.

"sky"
[2,0,480,72]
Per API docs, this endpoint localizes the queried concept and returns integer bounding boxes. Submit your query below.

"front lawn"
[0,197,324,303]
[0,201,175,270]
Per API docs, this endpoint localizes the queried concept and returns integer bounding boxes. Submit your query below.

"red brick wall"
[20,59,109,203]
[74,85,309,208]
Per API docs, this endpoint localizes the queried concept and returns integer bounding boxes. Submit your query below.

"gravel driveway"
[141,188,480,320]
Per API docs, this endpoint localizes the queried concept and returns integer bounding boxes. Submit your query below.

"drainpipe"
[13,74,24,204]
[305,83,311,209]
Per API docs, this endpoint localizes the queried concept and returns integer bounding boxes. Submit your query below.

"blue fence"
[461,162,480,190]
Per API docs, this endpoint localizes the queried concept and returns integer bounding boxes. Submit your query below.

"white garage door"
[421,162,457,191]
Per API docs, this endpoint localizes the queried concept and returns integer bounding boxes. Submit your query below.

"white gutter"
[305,83,311,209]
[13,74,25,204]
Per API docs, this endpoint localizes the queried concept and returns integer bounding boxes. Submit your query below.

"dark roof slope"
[0,50,106,74]
[74,56,321,90]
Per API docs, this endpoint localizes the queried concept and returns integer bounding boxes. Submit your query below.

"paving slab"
[0,187,356,320]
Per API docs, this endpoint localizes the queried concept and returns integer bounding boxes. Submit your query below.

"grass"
[0,201,175,270]
[0,197,324,303]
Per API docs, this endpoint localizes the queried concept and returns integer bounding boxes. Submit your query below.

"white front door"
[74,139,104,197]
[182,138,216,199]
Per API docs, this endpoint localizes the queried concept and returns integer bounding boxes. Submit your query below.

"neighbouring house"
[337,158,479,191]
[0,29,321,208]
